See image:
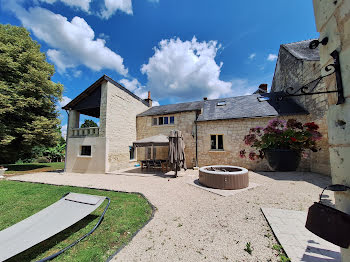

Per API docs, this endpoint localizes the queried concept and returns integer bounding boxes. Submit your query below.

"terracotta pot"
[264,149,301,171]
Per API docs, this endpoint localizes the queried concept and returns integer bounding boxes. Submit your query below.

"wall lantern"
[275,37,345,105]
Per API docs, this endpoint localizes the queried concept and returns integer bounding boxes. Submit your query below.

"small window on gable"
[158,117,164,125]
[152,118,158,126]
[170,116,174,124]
[217,101,226,106]
[81,146,91,156]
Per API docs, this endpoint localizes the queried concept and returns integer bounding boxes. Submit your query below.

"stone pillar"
[68,110,80,137]
[313,0,350,260]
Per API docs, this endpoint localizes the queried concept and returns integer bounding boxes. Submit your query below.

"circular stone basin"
[199,165,249,190]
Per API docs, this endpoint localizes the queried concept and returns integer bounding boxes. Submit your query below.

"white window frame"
[152,116,175,126]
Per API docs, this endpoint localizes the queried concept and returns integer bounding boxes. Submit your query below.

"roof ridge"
[282,38,318,46]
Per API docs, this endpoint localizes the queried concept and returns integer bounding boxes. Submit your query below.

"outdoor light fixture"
[277,37,345,105]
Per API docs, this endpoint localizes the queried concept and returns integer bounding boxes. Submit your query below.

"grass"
[3,162,65,175]
[272,244,290,262]
[0,180,153,262]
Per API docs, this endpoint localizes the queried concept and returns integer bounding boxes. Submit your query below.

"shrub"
[240,118,322,160]
[36,157,50,163]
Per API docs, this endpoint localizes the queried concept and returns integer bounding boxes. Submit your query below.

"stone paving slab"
[186,179,259,196]
[261,207,341,262]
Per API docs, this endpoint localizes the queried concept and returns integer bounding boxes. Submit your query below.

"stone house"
[63,40,331,176]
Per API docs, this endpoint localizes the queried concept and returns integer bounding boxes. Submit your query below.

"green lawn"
[0,181,153,262]
[3,162,65,175]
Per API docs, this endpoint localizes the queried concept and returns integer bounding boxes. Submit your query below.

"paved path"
[9,169,333,262]
[262,208,340,262]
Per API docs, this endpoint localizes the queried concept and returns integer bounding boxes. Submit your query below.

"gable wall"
[271,47,331,175]
[103,81,149,172]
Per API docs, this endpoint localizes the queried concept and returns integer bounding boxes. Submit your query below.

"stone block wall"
[136,111,197,168]
[197,115,316,171]
[103,81,150,172]
[271,46,331,175]
[313,0,350,260]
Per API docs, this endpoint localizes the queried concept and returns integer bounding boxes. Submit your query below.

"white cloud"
[4,2,128,75]
[119,78,160,106]
[56,96,72,110]
[248,53,256,60]
[61,124,67,138]
[152,101,160,106]
[38,0,91,12]
[100,0,133,19]
[141,37,233,100]
[267,54,278,61]
[73,70,82,78]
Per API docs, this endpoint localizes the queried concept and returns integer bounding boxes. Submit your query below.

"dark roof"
[282,39,320,61]
[196,92,308,122]
[137,100,203,117]
[62,75,150,111]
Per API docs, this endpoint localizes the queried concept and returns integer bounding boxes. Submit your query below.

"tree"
[80,119,98,128]
[0,24,63,163]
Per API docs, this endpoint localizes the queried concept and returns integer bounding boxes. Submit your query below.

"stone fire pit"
[199,165,249,190]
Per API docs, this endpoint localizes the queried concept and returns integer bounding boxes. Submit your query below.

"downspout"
[195,110,200,167]
[64,109,70,173]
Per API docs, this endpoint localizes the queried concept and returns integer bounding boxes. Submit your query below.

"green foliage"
[272,244,290,262]
[0,24,63,163]
[80,119,98,128]
[244,242,253,255]
[43,138,66,162]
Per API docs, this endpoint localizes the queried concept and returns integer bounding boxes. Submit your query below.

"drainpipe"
[195,110,200,168]
[64,109,70,173]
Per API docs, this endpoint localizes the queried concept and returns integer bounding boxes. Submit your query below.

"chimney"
[258,84,268,94]
[203,97,208,101]
[144,91,152,107]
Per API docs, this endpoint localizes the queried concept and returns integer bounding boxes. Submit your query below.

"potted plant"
[0,165,8,178]
[239,118,322,171]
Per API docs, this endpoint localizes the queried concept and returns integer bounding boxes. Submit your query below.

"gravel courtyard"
[8,169,332,262]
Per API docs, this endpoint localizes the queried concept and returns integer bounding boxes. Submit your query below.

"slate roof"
[282,39,320,61]
[137,100,203,116]
[196,92,308,122]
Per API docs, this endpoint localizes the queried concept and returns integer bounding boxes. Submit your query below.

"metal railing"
[71,127,99,137]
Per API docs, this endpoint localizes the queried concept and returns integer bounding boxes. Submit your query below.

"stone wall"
[136,111,197,168]
[197,115,314,171]
[104,81,150,172]
[313,0,350,260]
[271,46,331,175]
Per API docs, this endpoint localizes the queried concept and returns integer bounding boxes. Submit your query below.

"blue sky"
[0,0,318,135]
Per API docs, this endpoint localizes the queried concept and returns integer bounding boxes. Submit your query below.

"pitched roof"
[62,75,150,110]
[196,92,308,122]
[137,100,203,116]
[282,39,320,61]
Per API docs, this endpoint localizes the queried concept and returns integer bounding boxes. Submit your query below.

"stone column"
[68,110,80,137]
[313,0,350,260]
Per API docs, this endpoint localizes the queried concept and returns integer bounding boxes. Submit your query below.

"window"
[81,146,91,156]
[153,116,175,125]
[217,101,226,106]
[210,135,224,150]
[129,146,135,160]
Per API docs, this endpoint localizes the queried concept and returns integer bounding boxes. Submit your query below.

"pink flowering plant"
[239,118,322,160]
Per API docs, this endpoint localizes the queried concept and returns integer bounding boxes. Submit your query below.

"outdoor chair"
[0,192,110,262]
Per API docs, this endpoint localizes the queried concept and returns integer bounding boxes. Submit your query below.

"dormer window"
[217,101,226,106]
